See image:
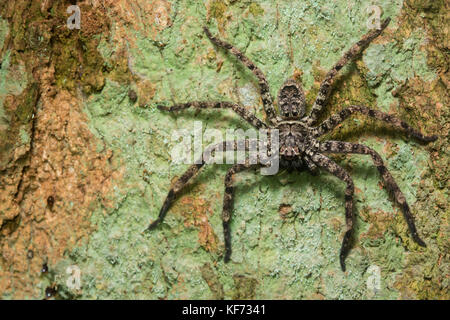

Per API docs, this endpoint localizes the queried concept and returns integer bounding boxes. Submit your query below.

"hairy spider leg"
[304,155,318,172]
[308,152,355,271]
[307,18,391,125]
[223,162,261,262]
[158,101,267,129]
[203,27,277,125]
[319,141,427,248]
[146,140,259,233]
[313,105,438,141]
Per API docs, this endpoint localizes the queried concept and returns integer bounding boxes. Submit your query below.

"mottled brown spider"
[147,18,437,271]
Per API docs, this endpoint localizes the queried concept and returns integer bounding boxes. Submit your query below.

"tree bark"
[0,0,447,299]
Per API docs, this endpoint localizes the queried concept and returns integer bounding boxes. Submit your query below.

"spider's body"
[148,18,437,271]
[277,79,315,168]
[278,120,317,171]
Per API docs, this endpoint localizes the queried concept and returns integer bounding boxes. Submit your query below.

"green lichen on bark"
[0,0,448,299]
[55,0,446,299]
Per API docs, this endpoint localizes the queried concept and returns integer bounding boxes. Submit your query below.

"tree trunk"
[0,0,447,299]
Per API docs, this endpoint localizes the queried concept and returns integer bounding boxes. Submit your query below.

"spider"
[147,18,437,271]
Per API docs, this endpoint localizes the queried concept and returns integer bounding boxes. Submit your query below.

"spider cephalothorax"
[147,18,437,271]
[278,78,307,120]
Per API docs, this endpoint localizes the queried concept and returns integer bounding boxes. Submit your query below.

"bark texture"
[0,0,448,299]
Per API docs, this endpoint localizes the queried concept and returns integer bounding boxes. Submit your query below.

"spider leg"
[223,162,260,262]
[312,105,438,142]
[307,18,391,125]
[146,140,257,230]
[158,101,267,129]
[146,162,203,231]
[308,151,354,271]
[319,141,427,247]
[203,27,277,125]
[304,155,318,174]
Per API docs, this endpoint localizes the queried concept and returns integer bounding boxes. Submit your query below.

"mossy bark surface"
[0,0,448,299]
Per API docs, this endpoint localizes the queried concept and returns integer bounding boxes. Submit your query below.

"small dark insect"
[128,89,138,103]
[27,250,34,260]
[147,19,437,271]
[44,286,57,299]
[41,263,49,274]
[47,195,55,209]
